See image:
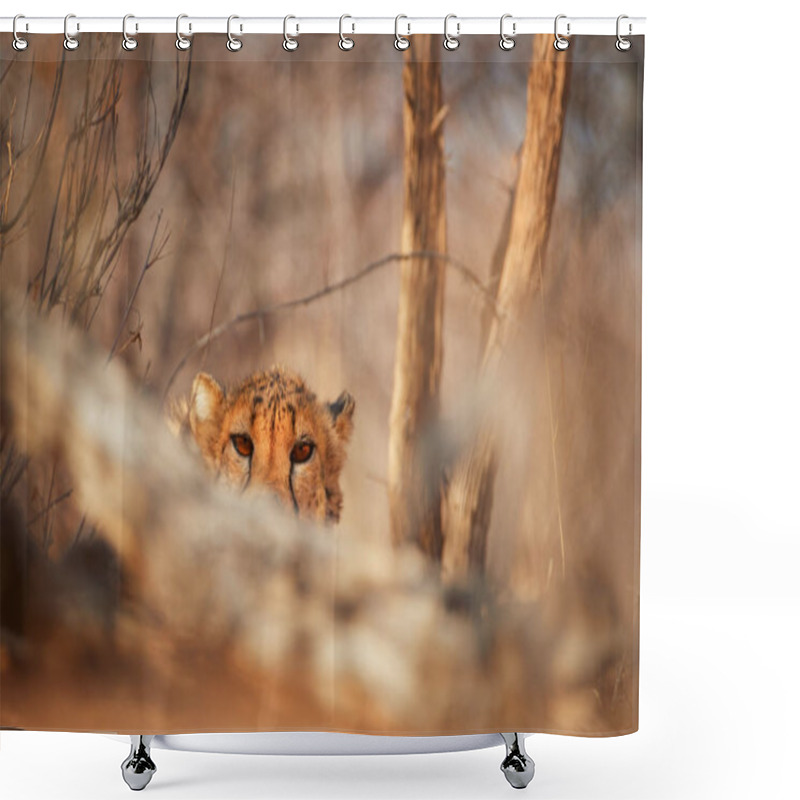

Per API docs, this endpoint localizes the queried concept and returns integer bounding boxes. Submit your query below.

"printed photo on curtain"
[0,28,643,744]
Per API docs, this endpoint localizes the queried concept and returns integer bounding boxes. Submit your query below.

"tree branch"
[163,249,495,399]
[442,36,572,582]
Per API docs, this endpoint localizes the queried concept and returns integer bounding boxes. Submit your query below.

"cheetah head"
[187,367,355,523]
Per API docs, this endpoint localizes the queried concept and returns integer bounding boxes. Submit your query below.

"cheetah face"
[187,367,355,523]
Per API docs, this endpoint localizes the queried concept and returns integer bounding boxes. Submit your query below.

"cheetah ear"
[327,391,355,443]
[189,372,225,448]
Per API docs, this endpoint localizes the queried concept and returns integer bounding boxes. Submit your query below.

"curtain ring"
[394,14,410,51]
[122,14,138,51]
[339,14,355,51]
[616,14,632,51]
[553,14,570,51]
[499,14,516,51]
[176,14,191,51]
[283,15,299,51]
[12,15,29,51]
[443,14,460,51]
[227,15,243,51]
[63,13,79,51]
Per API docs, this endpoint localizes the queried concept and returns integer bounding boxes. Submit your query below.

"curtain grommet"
[283,15,299,51]
[339,14,355,51]
[63,13,79,51]
[176,14,192,51]
[121,14,138,51]
[443,14,460,51]
[499,14,516,51]
[394,15,410,51]
[616,15,632,51]
[12,14,29,51]
[227,15,243,52]
[554,14,570,51]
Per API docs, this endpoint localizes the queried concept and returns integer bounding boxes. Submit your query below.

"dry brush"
[0,298,548,733]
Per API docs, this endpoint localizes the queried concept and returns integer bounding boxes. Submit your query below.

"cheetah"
[169,367,355,523]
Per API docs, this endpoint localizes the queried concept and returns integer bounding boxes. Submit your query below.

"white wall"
[2,2,798,798]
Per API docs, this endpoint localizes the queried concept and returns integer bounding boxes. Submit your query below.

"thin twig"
[68,515,88,550]
[107,210,167,362]
[199,172,237,375]
[26,489,74,528]
[0,437,28,500]
[0,55,64,236]
[163,250,499,398]
[39,462,58,553]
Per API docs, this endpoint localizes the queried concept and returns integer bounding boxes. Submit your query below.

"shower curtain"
[0,30,643,737]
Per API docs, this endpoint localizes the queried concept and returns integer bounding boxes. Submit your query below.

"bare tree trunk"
[387,36,447,560]
[442,37,571,582]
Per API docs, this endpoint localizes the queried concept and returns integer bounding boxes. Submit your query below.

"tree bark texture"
[388,36,447,560]
[442,37,571,582]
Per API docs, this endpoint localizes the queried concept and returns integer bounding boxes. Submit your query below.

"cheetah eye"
[290,440,315,465]
[231,433,254,458]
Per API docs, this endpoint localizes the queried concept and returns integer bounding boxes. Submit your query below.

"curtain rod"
[0,16,646,37]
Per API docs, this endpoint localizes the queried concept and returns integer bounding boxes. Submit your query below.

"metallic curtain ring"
[283,15,299,51]
[443,14,460,51]
[12,14,29,51]
[553,14,570,51]
[339,14,355,51]
[63,13,79,51]
[227,15,243,51]
[616,14,632,51]
[122,14,138,51]
[394,14,410,51]
[176,14,192,51]
[499,14,516,51]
